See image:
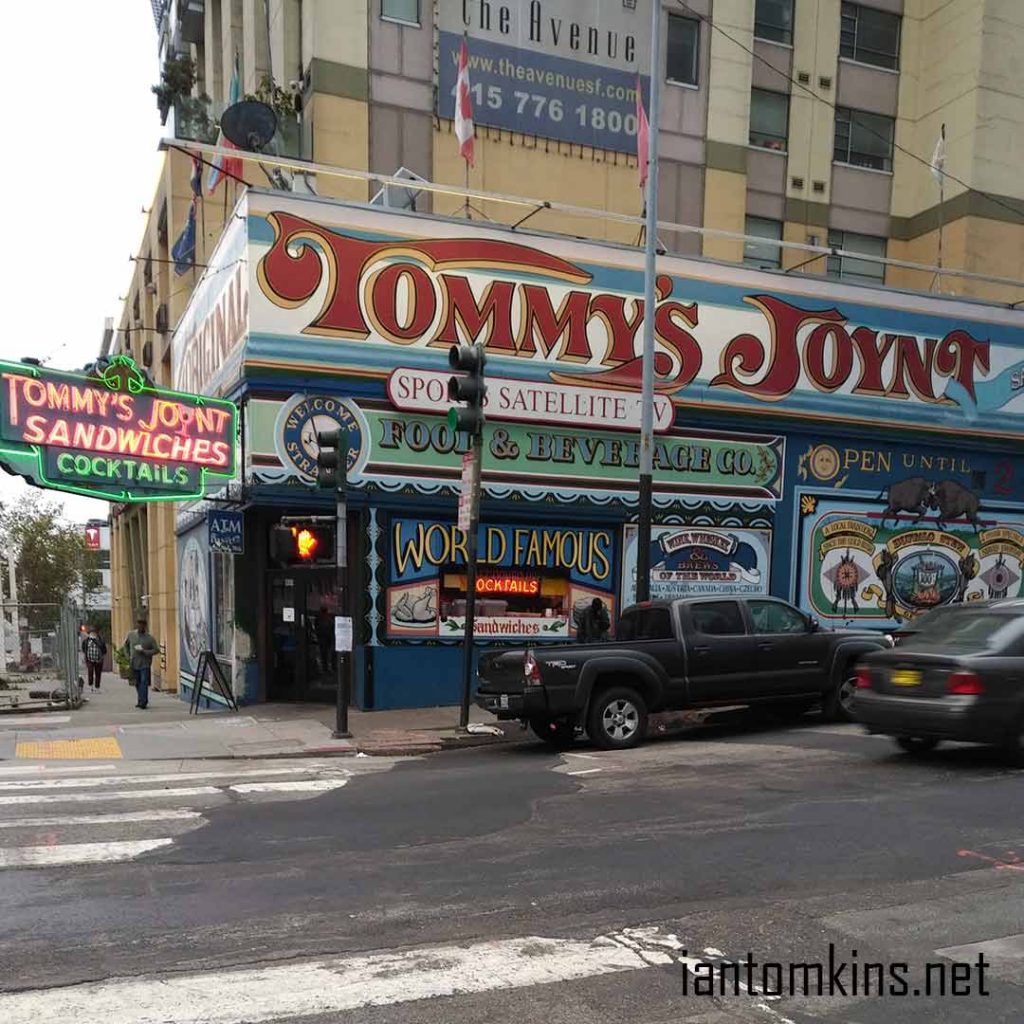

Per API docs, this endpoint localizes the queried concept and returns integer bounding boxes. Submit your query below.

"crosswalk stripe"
[0,935,655,1023]
[0,838,173,868]
[0,809,203,828]
[0,764,343,792]
[0,785,222,806]
[229,779,348,794]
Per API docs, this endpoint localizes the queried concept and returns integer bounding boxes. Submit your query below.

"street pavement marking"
[0,838,173,868]
[0,935,655,1024]
[0,764,344,792]
[229,779,348,794]
[0,763,119,775]
[15,736,123,760]
[0,715,72,726]
[0,809,203,829]
[567,768,603,776]
[0,785,223,806]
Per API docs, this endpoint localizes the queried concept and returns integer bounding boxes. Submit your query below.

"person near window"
[577,598,611,644]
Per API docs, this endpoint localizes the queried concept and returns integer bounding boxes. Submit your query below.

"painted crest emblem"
[275,395,362,482]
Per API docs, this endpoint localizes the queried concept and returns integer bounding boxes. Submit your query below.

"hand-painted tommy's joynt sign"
[0,356,237,502]
[246,199,1024,440]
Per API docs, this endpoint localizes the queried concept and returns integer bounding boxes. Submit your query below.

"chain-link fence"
[0,600,83,709]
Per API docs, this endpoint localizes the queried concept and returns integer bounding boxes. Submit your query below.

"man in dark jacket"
[81,628,107,690]
[578,598,611,643]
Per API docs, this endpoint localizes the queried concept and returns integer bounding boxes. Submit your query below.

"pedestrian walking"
[81,627,107,691]
[124,615,159,709]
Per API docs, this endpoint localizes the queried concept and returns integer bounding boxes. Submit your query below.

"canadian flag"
[455,37,475,166]
[636,76,650,190]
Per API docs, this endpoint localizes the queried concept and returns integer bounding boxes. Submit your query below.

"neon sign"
[0,356,237,503]
[475,575,541,596]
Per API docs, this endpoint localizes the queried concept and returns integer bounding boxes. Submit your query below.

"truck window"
[617,611,638,641]
[690,601,745,636]
[749,600,807,635]
[636,607,674,640]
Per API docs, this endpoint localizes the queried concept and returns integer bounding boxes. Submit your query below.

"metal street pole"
[458,427,483,730]
[334,460,352,739]
[636,0,663,604]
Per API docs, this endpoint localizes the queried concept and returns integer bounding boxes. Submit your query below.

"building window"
[840,2,901,70]
[833,106,894,171]
[749,88,789,151]
[666,14,699,86]
[827,230,887,285]
[381,0,419,26]
[744,217,783,269]
[213,552,235,658]
[754,0,794,45]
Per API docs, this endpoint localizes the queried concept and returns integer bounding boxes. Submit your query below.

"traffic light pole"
[459,427,484,731]
[333,480,352,739]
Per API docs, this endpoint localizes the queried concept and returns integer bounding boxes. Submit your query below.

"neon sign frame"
[0,355,238,503]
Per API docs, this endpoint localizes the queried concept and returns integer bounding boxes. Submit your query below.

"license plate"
[499,694,509,709]
[891,669,922,687]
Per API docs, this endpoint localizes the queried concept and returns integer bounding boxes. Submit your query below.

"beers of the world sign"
[0,355,237,502]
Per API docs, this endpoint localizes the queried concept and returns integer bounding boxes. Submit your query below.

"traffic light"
[447,344,487,435]
[270,523,335,566]
[316,428,347,491]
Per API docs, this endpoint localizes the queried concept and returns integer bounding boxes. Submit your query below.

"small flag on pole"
[171,153,204,276]
[207,54,244,195]
[455,37,475,167]
[929,123,946,187]
[636,76,650,190]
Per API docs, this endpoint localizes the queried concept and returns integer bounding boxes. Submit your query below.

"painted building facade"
[171,188,1024,709]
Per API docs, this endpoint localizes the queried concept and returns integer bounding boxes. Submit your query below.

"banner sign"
[621,525,772,607]
[0,356,237,503]
[798,491,1024,627]
[258,395,784,501]
[436,1,650,153]
[387,517,615,640]
[247,197,1024,439]
[208,509,244,554]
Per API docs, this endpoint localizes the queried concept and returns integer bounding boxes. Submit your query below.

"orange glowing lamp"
[292,527,320,561]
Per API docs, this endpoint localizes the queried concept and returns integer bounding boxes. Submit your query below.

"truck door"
[683,599,760,704]
[747,599,829,697]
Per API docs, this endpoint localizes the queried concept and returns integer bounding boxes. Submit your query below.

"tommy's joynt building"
[165,187,1024,709]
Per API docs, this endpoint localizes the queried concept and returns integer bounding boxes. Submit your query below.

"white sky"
[0,0,162,524]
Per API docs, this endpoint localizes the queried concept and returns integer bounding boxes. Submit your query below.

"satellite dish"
[220,100,278,151]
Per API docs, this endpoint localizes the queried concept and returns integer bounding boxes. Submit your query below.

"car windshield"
[908,611,1023,651]
[905,606,969,635]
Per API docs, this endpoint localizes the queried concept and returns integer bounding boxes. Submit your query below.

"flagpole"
[635,2,662,605]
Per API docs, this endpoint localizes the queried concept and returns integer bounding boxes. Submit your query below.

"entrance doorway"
[267,569,339,702]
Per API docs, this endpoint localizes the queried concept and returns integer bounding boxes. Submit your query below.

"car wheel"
[896,736,940,755]
[1000,718,1024,766]
[587,687,648,750]
[529,717,577,749]
[823,671,858,722]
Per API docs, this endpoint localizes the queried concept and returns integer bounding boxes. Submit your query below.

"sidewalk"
[0,671,517,761]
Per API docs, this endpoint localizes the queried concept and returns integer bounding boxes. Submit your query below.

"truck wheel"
[823,670,858,722]
[529,717,577,749]
[587,687,647,750]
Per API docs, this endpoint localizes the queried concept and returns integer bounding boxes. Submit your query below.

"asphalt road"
[1,712,1022,1023]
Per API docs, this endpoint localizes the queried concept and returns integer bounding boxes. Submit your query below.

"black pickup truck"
[475,596,892,749]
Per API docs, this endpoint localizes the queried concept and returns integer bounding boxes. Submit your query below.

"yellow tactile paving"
[15,736,123,760]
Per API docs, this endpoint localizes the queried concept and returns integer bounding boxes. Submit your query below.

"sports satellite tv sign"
[0,356,237,502]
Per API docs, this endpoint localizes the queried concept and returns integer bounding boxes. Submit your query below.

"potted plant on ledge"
[113,646,131,681]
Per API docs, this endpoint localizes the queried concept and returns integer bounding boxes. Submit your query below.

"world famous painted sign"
[620,525,772,607]
[797,492,1024,627]
[246,197,1024,440]
[387,518,615,640]
[0,356,237,502]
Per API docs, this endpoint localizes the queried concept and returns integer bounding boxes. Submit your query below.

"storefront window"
[213,552,235,657]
